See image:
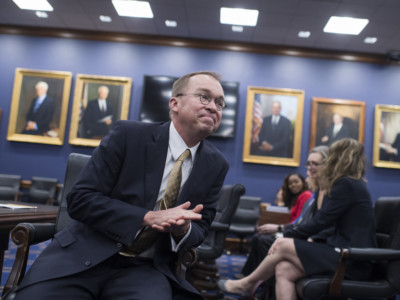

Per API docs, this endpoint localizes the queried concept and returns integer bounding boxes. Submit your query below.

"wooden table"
[0,201,58,284]
[259,203,291,225]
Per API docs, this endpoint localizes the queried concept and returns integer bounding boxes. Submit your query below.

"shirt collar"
[169,122,199,162]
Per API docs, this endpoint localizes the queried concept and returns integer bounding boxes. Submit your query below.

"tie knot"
[177,149,191,163]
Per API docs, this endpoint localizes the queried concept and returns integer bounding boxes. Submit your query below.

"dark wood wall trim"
[0,24,398,66]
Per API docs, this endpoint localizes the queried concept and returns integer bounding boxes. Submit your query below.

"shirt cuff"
[170,223,192,252]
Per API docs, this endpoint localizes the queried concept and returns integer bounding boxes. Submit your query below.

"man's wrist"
[172,225,190,239]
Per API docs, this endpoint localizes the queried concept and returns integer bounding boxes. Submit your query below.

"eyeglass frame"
[176,93,226,111]
[304,161,323,168]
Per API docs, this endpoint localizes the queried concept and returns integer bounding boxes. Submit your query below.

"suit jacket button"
[117,243,123,248]
[85,261,91,267]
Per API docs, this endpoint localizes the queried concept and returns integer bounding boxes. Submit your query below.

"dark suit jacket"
[82,99,113,138]
[392,133,400,162]
[257,114,291,157]
[23,96,55,134]
[323,123,352,146]
[18,121,229,297]
[285,177,377,277]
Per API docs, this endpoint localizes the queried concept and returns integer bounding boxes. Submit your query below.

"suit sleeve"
[67,121,150,246]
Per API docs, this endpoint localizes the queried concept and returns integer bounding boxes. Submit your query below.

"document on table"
[0,203,38,209]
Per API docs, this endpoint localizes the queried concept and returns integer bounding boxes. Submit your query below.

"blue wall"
[0,33,399,203]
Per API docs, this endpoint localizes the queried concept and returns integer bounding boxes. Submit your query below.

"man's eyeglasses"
[176,93,226,111]
[304,161,322,168]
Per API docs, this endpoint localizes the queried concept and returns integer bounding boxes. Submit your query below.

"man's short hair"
[98,85,110,93]
[35,81,48,90]
[172,71,221,96]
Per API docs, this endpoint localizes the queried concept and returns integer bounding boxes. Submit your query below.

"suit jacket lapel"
[144,122,170,209]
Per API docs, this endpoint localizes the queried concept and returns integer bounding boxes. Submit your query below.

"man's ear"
[169,97,178,112]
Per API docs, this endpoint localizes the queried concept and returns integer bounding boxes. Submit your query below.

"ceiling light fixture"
[232,26,243,32]
[35,11,48,18]
[220,7,259,26]
[112,0,153,18]
[99,15,112,22]
[323,16,369,35]
[364,37,377,44]
[298,31,311,38]
[13,0,53,11]
[165,20,177,27]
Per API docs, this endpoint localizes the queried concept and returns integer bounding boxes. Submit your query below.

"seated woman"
[241,146,329,277]
[255,172,311,239]
[282,173,312,222]
[218,138,377,299]
[274,188,285,207]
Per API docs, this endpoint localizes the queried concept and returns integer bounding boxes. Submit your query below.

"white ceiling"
[1,0,400,56]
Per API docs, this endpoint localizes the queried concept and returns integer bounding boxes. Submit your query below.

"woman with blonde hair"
[218,138,377,299]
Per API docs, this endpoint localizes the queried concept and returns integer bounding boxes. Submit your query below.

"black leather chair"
[0,174,22,201]
[296,196,400,300]
[3,153,90,298]
[27,176,58,205]
[189,184,246,298]
[229,195,261,253]
[2,153,197,299]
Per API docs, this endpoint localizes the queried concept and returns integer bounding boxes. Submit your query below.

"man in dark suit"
[82,85,113,139]
[321,113,352,146]
[383,133,400,162]
[22,81,54,135]
[14,71,229,300]
[256,101,291,157]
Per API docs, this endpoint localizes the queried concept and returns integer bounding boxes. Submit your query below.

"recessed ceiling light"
[99,15,112,22]
[13,0,53,11]
[220,7,259,26]
[364,37,377,44]
[112,0,153,18]
[323,16,369,35]
[35,11,48,18]
[232,26,243,32]
[298,31,311,38]
[165,20,177,27]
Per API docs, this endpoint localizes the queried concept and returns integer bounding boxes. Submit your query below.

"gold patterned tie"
[119,149,191,257]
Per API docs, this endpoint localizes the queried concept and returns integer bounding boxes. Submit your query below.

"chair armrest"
[210,221,229,231]
[3,222,56,295]
[329,247,400,296]
[345,247,400,261]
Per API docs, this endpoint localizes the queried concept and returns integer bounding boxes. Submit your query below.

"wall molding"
[0,25,396,66]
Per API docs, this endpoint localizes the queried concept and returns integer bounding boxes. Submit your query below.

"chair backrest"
[0,174,22,201]
[230,196,261,228]
[213,184,246,225]
[27,176,58,204]
[197,184,246,259]
[375,196,400,248]
[374,197,400,285]
[55,153,91,232]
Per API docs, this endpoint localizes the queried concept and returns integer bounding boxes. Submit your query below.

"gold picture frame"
[68,74,132,147]
[309,97,365,150]
[243,86,304,166]
[373,104,400,169]
[7,68,72,145]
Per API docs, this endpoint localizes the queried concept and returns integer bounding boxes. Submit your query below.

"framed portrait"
[309,97,365,149]
[243,86,305,166]
[68,74,132,147]
[373,105,400,169]
[7,68,72,145]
